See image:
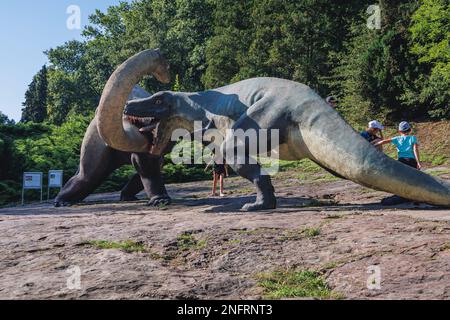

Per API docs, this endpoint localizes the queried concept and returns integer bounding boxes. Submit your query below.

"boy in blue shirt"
[375,121,422,170]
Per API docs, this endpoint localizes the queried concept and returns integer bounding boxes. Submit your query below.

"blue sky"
[0,0,129,121]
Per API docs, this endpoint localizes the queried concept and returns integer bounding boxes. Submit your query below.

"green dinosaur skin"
[124,77,450,211]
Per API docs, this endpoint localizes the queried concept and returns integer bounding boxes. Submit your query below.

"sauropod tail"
[299,99,450,206]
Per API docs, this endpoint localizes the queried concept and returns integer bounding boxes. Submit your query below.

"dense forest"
[1,0,448,205]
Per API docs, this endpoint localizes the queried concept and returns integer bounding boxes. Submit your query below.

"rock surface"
[1,172,449,300]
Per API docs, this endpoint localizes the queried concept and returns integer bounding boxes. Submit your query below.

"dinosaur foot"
[241,200,276,212]
[54,200,74,208]
[147,195,172,207]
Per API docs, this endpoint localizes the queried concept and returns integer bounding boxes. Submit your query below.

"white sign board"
[48,170,63,188]
[23,172,43,189]
[22,172,43,205]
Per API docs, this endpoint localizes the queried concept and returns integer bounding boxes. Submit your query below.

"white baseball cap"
[368,120,384,130]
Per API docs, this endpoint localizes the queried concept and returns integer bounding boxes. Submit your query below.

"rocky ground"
[0,167,449,300]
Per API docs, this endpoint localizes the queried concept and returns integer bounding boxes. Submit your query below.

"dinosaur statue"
[54,49,172,207]
[96,49,450,211]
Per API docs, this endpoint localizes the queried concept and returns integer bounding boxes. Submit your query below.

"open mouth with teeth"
[124,115,161,146]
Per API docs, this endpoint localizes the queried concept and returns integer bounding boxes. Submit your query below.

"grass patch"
[427,169,450,177]
[279,159,323,174]
[321,261,339,270]
[156,203,169,210]
[282,227,321,241]
[303,227,321,238]
[85,240,147,253]
[177,232,207,251]
[227,239,241,245]
[257,269,340,299]
[431,155,447,166]
[441,243,450,251]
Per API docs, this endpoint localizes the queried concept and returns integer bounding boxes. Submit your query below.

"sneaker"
[220,193,225,197]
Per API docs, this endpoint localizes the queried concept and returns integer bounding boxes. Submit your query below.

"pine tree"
[21,65,48,123]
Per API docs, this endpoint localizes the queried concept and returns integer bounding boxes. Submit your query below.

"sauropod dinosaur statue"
[54,49,172,207]
[97,50,450,211]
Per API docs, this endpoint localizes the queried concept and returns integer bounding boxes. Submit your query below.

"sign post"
[47,170,64,200]
[22,172,43,205]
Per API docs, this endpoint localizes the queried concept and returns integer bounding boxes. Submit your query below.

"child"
[205,158,229,197]
[326,96,338,108]
[360,120,384,151]
[374,121,422,170]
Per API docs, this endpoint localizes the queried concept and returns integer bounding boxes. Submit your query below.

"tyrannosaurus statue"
[54,49,172,207]
[96,49,450,211]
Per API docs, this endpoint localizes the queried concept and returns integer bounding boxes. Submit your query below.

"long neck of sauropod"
[96,49,170,153]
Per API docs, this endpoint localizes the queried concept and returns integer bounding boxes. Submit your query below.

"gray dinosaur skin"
[54,86,171,207]
[124,77,450,211]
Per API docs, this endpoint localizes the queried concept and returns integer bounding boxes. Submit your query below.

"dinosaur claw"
[241,201,276,212]
[147,195,172,207]
[54,201,74,208]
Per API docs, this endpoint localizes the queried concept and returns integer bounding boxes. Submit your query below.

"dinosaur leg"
[222,138,276,212]
[55,118,131,207]
[54,150,123,207]
[233,162,276,212]
[131,153,171,207]
[120,173,144,201]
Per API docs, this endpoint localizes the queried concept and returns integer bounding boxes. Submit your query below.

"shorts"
[399,157,417,169]
[213,164,226,176]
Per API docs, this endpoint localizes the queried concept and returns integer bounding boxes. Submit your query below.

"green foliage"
[17,0,450,127]
[172,74,182,92]
[409,0,449,119]
[330,1,424,124]
[45,41,102,124]
[14,114,91,180]
[0,112,15,125]
[204,0,371,94]
[21,65,48,123]
[0,121,51,205]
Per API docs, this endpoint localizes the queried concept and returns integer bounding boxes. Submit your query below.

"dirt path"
[1,171,449,300]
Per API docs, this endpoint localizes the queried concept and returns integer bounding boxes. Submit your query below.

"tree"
[202,0,255,88]
[204,0,371,94]
[409,0,449,119]
[0,112,15,125]
[21,65,48,123]
[329,0,424,123]
[45,41,102,124]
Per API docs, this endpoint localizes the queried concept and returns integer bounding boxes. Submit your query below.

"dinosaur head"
[123,92,176,155]
[96,49,171,153]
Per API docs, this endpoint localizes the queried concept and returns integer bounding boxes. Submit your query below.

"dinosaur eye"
[155,100,162,105]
